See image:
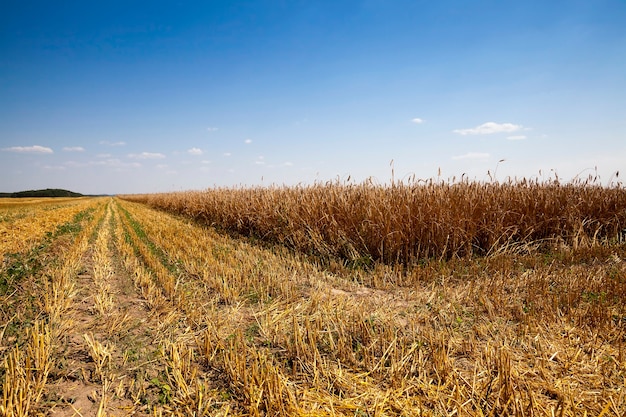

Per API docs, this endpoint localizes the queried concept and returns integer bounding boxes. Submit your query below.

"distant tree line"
[0,189,84,198]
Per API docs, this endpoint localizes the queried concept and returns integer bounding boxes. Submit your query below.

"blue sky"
[1,1,625,194]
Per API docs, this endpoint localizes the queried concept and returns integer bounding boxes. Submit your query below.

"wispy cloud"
[188,147,203,155]
[207,127,219,132]
[63,146,85,152]
[223,152,232,157]
[245,139,252,144]
[43,165,66,170]
[100,140,126,146]
[452,152,490,160]
[65,161,87,168]
[2,145,53,154]
[411,118,424,124]
[107,159,141,168]
[507,135,527,141]
[66,159,141,168]
[453,122,523,135]
[128,152,166,160]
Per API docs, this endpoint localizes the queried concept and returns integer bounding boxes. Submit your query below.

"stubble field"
[1,180,625,416]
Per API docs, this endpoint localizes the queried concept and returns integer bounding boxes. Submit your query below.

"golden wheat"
[120,179,626,265]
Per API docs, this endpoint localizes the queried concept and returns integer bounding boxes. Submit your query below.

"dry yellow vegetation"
[0,198,97,257]
[121,179,626,264]
[1,183,625,416]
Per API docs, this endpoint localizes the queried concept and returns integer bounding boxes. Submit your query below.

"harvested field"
[1,183,625,416]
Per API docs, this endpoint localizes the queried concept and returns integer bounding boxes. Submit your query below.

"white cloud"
[65,161,86,168]
[110,160,141,168]
[284,162,294,167]
[63,146,85,152]
[100,140,126,146]
[2,145,53,154]
[411,118,424,124]
[188,147,203,155]
[201,160,211,164]
[507,135,527,141]
[245,139,252,144]
[453,122,523,135]
[207,127,219,132]
[156,164,168,169]
[128,152,166,160]
[66,159,141,168]
[223,152,232,157]
[43,165,66,170]
[452,152,490,160]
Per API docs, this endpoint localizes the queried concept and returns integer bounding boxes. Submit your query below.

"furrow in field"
[44,199,233,416]
[44,200,161,416]
[114,199,233,415]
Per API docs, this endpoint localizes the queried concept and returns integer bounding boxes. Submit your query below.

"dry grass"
[0,198,95,258]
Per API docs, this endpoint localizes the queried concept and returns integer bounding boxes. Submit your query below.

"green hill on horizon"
[0,188,84,198]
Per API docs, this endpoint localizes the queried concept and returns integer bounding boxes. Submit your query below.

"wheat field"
[1,181,625,416]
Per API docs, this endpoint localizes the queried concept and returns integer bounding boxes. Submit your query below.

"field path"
[46,200,181,416]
